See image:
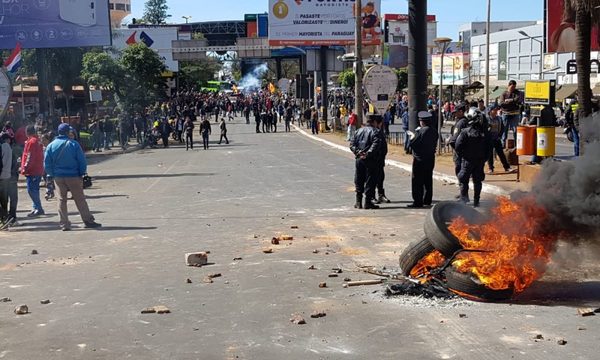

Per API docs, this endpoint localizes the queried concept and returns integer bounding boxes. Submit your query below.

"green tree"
[179,58,222,89]
[395,68,408,92]
[142,0,171,25]
[338,69,355,89]
[47,48,85,116]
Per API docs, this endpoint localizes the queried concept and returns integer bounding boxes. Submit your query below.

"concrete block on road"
[185,252,208,267]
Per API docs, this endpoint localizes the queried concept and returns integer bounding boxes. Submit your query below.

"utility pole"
[355,0,364,127]
[484,0,491,106]
[408,0,427,131]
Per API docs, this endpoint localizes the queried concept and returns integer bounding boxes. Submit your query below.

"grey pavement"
[0,117,598,359]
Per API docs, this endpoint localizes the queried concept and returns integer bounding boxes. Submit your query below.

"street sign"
[524,80,556,106]
[0,70,12,119]
[363,65,398,115]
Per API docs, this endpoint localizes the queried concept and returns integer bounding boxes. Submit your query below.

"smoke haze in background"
[238,63,268,93]
[530,112,600,240]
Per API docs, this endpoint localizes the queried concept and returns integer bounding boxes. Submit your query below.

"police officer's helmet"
[466,107,483,125]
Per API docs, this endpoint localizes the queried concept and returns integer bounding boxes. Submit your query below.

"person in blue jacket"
[44,123,101,231]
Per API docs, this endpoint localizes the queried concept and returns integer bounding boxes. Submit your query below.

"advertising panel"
[547,0,599,53]
[384,14,436,69]
[112,27,180,72]
[431,53,470,86]
[524,80,556,105]
[363,65,398,115]
[0,0,111,49]
[268,0,382,46]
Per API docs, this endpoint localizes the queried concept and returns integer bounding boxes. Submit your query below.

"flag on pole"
[3,43,22,74]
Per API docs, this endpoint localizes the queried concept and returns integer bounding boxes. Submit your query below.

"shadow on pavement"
[85,194,129,199]
[512,280,600,307]
[94,173,215,180]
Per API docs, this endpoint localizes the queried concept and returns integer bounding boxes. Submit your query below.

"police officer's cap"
[418,111,433,121]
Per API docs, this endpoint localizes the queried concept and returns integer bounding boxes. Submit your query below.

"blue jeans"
[26,176,43,211]
[572,127,580,157]
[501,114,520,147]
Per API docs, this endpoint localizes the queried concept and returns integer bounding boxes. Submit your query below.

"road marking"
[144,160,180,193]
[291,124,508,196]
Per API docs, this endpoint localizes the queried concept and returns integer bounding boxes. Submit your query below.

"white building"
[110,0,132,28]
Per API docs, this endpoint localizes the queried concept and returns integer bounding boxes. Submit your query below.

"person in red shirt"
[347,112,357,141]
[21,126,45,217]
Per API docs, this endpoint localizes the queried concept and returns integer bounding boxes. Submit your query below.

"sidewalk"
[292,124,532,196]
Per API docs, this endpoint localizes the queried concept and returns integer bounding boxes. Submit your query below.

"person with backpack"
[21,126,45,218]
[44,124,101,231]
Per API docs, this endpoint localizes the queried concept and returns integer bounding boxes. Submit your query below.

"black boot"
[364,197,380,209]
[354,193,363,209]
[378,190,391,204]
[473,182,482,208]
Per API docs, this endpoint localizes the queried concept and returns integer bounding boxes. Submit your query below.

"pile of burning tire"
[399,202,514,301]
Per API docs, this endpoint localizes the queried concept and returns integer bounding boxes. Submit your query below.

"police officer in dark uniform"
[449,103,469,177]
[350,115,383,210]
[408,111,439,208]
[455,108,490,207]
[374,115,390,204]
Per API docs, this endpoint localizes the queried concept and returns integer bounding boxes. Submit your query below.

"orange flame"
[410,250,446,282]
[449,197,558,293]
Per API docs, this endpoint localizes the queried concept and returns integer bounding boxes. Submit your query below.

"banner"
[268,0,382,46]
[431,53,470,86]
[547,0,599,53]
[384,14,437,69]
[0,0,111,49]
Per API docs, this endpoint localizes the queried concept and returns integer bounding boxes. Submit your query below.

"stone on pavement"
[185,252,208,267]
[14,305,29,315]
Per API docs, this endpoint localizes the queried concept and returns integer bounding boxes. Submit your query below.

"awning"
[555,84,578,101]
[469,88,486,100]
[488,87,505,103]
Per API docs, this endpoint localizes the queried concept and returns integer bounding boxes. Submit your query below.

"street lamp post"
[485,0,491,106]
[307,75,314,110]
[434,37,452,154]
[518,30,544,80]
[182,16,192,24]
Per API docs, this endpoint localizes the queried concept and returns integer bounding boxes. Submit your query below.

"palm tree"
[572,0,600,117]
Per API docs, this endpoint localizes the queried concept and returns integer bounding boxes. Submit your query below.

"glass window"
[116,3,126,10]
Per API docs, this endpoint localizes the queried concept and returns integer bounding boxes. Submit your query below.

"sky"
[130,0,545,39]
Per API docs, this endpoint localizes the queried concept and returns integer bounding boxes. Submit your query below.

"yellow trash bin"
[319,121,326,133]
[536,126,556,157]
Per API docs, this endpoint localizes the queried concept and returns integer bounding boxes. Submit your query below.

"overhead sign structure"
[363,65,398,115]
[268,0,382,46]
[0,70,12,118]
[0,0,112,49]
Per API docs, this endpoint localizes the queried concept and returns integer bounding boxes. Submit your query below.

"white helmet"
[466,107,481,120]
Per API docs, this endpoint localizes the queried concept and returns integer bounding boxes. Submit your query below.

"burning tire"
[424,202,485,258]
[444,267,514,302]
[398,238,436,276]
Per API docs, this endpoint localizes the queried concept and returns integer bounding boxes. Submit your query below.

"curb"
[292,124,509,196]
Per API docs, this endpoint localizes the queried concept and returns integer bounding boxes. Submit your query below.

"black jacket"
[350,125,382,162]
[449,116,468,149]
[455,123,490,162]
[410,125,439,161]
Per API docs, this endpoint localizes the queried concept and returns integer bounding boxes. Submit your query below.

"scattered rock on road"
[291,226,299,229]
[186,278,193,284]
[328,274,339,278]
[577,308,595,317]
[31,250,38,255]
[318,282,327,288]
[202,277,214,284]
[271,238,280,245]
[312,249,320,254]
[311,311,326,318]
[142,305,171,314]
[290,314,306,325]
[343,277,352,282]
[308,265,316,270]
[207,273,222,279]
[459,314,467,318]
[185,252,208,267]
[233,257,243,261]
[14,305,29,315]
[40,300,51,305]
[557,339,567,346]
[0,297,11,302]
[263,248,273,254]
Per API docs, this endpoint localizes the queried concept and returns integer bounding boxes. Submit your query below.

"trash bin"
[536,126,556,157]
[516,126,536,156]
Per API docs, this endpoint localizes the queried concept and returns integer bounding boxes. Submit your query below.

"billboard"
[547,0,599,53]
[268,0,382,46]
[383,14,437,69]
[112,27,180,72]
[0,0,111,50]
[431,53,470,86]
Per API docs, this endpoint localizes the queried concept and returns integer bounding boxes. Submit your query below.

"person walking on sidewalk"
[200,117,212,150]
[44,124,101,231]
[311,107,319,135]
[408,112,439,208]
[184,116,195,151]
[103,116,114,150]
[218,118,229,145]
[21,126,45,217]
[350,115,383,210]
[347,111,357,141]
[284,105,293,132]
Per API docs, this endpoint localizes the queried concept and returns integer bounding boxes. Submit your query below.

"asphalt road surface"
[0,118,598,359]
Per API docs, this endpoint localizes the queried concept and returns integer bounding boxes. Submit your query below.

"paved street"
[1,118,598,359]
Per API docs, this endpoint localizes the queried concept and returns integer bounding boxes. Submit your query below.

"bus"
[201,81,235,94]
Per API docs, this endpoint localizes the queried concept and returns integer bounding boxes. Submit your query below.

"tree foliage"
[395,68,408,91]
[179,58,222,89]
[338,69,355,89]
[142,0,171,25]
[82,44,166,112]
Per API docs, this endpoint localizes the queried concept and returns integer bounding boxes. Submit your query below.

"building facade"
[110,0,132,28]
